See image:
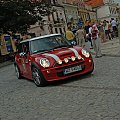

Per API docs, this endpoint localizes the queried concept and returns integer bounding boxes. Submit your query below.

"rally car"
[14,34,94,86]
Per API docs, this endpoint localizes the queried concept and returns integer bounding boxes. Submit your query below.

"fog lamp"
[64,58,69,63]
[57,60,62,65]
[71,56,76,61]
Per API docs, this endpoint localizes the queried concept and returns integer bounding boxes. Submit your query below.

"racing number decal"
[21,58,26,71]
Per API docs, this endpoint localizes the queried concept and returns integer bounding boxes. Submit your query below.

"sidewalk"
[0,61,13,68]
[90,38,120,57]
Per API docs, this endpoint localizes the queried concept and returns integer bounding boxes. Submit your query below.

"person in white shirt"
[111,18,118,37]
[89,23,102,58]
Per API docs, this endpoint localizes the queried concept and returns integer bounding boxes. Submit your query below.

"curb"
[0,61,13,68]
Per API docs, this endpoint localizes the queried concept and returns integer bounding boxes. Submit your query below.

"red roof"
[85,0,104,7]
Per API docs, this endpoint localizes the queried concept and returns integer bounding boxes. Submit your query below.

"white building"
[98,0,118,21]
[28,0,67,36]
[85,0,118,21]
[48,4,67,34]
[62,2,78,27]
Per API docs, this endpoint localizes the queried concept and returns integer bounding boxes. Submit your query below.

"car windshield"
[30,35,71,54]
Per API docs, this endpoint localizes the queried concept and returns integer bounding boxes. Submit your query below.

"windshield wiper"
[32,49,50,54]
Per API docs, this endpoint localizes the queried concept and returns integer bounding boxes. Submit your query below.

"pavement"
[90,37,120,57]
[0,60,13,68]
[0,38,120,68]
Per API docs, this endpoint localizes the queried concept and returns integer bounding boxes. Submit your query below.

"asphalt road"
[0,56,120,120]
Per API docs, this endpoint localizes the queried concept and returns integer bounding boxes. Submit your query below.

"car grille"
[56,61,85,77]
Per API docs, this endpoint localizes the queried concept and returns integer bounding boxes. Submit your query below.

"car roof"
[20,34,61,43]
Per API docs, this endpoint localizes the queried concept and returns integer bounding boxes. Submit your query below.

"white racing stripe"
[69,48,79,57]
[43,53,60,61]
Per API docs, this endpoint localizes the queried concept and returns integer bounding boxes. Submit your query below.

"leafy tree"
[0,0,53,32]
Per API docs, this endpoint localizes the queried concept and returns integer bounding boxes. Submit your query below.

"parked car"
[14,34,94,86]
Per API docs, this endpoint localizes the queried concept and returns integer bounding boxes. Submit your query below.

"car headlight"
[78,55,82,60]
[40,58,50,68]
[82,49,90,58]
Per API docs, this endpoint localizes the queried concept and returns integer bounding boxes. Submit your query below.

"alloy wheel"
[32,68,41,86]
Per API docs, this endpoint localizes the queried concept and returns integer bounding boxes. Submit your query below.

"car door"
[17,42,31,79]
[15,43,24,74]
[20,42,32,78]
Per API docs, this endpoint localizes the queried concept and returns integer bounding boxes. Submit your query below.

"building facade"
[73,0,96,25]
[48,4,67,34]
[85,4,96,21]
[28,0,67,36]
[62,2,78,27]
[28,0,98,36]
[73,0,89,24]
[85,0,118,21]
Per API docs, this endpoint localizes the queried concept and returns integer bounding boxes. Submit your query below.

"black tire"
[32,67,47,87]
[15,65,22,79]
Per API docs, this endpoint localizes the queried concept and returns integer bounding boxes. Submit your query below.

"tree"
[0,0,53,32]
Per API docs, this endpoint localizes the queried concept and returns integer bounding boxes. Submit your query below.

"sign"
[4,35,13,52]
[0,34,13,55]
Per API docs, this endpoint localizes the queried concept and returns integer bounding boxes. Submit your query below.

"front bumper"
[41,57,94,81]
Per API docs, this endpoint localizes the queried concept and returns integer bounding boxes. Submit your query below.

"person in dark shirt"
[84,20,93,48]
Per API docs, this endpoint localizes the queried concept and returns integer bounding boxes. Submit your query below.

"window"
[109,7,112,14]
[55,28,58,33]
[109,7,117,15]
[17,42,29,53]
[59,28,63,34]
[30,35,70,54]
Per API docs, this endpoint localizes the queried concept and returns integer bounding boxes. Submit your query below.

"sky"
[115,0,120,3]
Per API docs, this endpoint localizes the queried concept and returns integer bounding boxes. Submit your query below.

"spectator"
[76,26,85,47]
[108,21,113,40]
[65,26,76,45]
[84,20,93,49]
[89,23,102,58]
[104,20,110,40]
[99,21,106,43]
[111,18,118,37]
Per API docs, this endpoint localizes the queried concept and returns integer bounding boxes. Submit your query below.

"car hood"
[31,46,83,63]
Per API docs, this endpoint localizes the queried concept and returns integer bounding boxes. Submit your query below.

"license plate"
[64,65,82,75]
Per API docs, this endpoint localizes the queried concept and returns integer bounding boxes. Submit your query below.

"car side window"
[22,43,29,53]
[17,43,22,53]
[17,42,29,54]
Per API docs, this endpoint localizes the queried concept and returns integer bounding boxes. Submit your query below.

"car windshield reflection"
[31,35,70,54]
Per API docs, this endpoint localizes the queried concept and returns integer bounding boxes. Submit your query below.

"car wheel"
[32,67,47,87]
[15,65,22,79]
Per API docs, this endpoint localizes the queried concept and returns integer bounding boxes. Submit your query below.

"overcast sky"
[115,0,120,3]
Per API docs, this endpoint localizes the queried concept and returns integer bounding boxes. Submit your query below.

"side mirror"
[19,52,26,56]
[71,41,77,46]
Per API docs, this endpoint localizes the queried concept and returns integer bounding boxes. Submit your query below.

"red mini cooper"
[14,34,94,86]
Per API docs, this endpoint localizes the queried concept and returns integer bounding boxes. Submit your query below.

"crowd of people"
[65,18,119,58]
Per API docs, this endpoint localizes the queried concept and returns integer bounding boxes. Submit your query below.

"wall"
[97,6,110,19]
[63,3,78,24]
[97,5,118,21]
